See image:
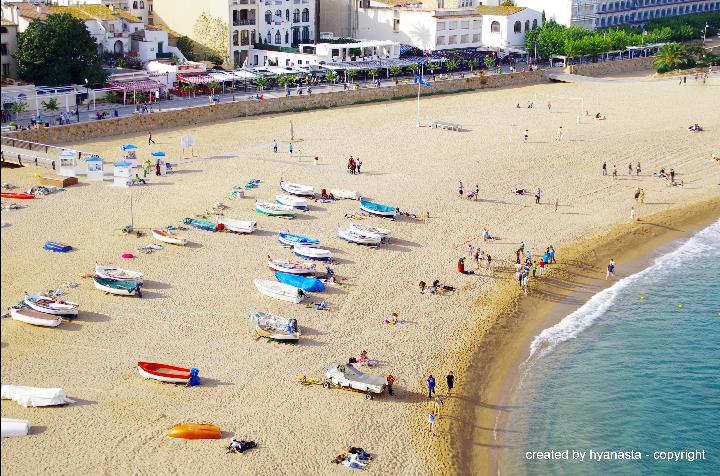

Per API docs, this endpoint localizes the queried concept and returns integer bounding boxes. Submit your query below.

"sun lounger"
[430,121,461,131]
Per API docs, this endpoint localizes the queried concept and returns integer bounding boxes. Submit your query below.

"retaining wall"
[567,56,655,77]
[3,71,547,145]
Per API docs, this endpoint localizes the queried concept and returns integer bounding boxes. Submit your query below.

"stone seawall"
[3,71,548,145]
[567,56,655,77]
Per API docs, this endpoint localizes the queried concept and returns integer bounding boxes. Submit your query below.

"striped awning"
[107,79,164,91]
[177,73,216,85]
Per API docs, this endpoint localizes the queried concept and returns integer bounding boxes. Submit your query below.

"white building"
[1,2,145,55]
[257,0,316,48]
[355,3,541,53]
[513,0,719,30]
[253,38,400,66]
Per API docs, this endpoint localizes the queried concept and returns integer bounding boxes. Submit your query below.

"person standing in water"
[606,259,616,280]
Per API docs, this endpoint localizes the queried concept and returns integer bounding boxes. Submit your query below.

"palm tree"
[388,65,402,80]
[42,98,59,113]
[10,101,27,120]
[325,70,338,84]
[347,69,358,83]
[468,58,479,73]
[255,77,268,93]
[367,67,379,82]
[653,43,688,72]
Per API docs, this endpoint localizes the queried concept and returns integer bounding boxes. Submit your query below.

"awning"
[177,73,217,85]
[107,79,164,91]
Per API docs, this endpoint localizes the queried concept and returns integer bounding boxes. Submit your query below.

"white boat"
[23,294,78,316]
[10,307,63,327]
[337,227,382,245]
[249,311,301,342]
[95,265,143,284]
[324,363,387,397]
[294,244,332,261]
[349,221,391,237]
[93,277,141,297]
[280,180,315,197]
[1,418,31,438]
[253,279,306,303]
[217,217,256,234]
[275,194,308,210]
[256,201,296,218]
[330,188,359,200]
[267,258,316,275]
[152,229,187,246]
[1,385,75,407]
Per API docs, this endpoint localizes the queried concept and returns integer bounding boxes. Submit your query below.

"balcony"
[233,19,256,26]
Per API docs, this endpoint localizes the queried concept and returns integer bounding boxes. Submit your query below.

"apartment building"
[153,0,317,67]
[1,18,18,79]
[514,0,719,30]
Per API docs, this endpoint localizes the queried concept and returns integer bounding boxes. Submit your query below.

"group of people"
[458,181,480,201]
[332,447,373,469]
[513,243,556,295]
[426,372,455,433]
[459,243,494,275]
[418,280,455,295]
[347,156,363,174]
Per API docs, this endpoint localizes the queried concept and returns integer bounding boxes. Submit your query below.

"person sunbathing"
[347,447,372,460]
[512,188,526,195]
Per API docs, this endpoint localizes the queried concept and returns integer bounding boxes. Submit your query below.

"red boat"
[137,362,191,384]
[1,192,35,200]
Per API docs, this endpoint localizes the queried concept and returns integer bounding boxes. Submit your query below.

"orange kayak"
[167,423,221,439]
[1,192,35,200]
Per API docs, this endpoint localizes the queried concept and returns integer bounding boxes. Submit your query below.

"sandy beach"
[2,72,719,475]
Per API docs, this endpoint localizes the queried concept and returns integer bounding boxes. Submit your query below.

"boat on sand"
[10,307,63,327]
[152,229,187,246]
[137,362,196,384]
[93,276,142,297]
[24,294,78,316]
[256,201,296,218]
[217,217,256,234]
[95,265,143,284]
[267,258,316,275]
[167,423,220,439]
[254,279,305,303]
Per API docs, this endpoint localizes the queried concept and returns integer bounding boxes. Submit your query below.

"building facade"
[514,0,720,30]
[1,18,18,79]
[153,0,317,67]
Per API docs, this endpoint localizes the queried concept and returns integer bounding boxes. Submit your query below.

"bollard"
[18,154,22,165]
[35,158,38,166]
[52,160,55,170]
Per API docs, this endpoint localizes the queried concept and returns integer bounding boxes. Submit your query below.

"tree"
[13,13,106,86]
[206,82,220,94]
[277,75,289,88]
[175,36,196,61]
[446,60,459,72]
[180,84,196,96]
[255,77,268,92]
[367,67,379,81]
[426,62,438,75]
[483,56,495,69]
[325,70,338,83]
[500,0,515,5]
[406,63,419,75]
[388,65,402,79]
[42,98,59,113]
[468,58,479,72]
[653,43,688,73]
[10,101,28,120]
[347,69,358,83]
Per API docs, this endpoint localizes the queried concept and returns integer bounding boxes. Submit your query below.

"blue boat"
[278,232,320,247]
[359,199,397,218]
[274,272,325,292]
[43,241,72,252]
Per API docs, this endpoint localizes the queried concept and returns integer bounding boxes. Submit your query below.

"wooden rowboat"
[167,423,221,439]
[95,265,143,284]
[10,307,63,327]
[24,294,78,316]
[137,362,191,384]
[152,229,187,246]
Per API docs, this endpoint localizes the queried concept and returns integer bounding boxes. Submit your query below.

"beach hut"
[58,149,78,177]
[151,151,167,175]
[85,156,104,182]
[121,144,138,167]
[113,161,132,187]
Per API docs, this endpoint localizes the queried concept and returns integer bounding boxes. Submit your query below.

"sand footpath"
[2,74,719,475]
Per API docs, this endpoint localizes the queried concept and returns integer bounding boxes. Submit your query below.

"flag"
[415,75,431,88]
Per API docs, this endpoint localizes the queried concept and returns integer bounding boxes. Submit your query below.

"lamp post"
[703,22,709,43]
[84,78,90,111]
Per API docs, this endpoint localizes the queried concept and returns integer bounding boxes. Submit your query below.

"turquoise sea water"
[503,220,720,476]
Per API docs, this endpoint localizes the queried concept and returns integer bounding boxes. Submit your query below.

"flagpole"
[416,81,421,128]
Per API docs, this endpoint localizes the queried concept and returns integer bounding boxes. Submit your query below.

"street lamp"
[703,22,709,43]
[84,78,89,111]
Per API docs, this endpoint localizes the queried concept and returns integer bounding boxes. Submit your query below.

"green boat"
[255,201,295,218]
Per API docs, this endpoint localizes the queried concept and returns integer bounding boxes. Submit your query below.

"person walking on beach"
[457,257,465,274]
[516,270,523,288]
[272,139,278,153]
[549,245,556,264]
[539,257,546,276]
[428,411,436,434]
[532,260,538,278]
[155,159,161,176]
[547,101,552,111]
[486,254,493,275]
[458,181,464,197]
[427,375,436,399]
[356,159,362,174]
[612,165,618,179]
[522,272,529,295]
[474,184,479,201]
[606,259,616,280]
[630,207,636,222]
[628,163,633,175]
[386,374,396,396]
[535,188,542,204]
[556,126,563,141]
[523,129,529,142]
[636,161,641,176]
[148,131,155,145]
[602,161,607,176]
[446,371,454,394]
[468,243,475,259]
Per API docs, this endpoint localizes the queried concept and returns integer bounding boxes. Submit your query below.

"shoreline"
[434,196,720,476]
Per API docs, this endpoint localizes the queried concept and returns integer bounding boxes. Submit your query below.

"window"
[286,9,290,21]
[532,19,538,30]
[448,21,457,30]
[266,31,271,43]
[233,31,239,46]
[241,30,249,46]
[251,29,256,44]
[460,34,470,43]
[448,35,457,44]
[513,21,521,33]
[524,20,530,31]
[0,44,7,56]
[491,21,500,33]
[302,8,309,22]
[275,9,282,19]
[0,27,7,34]
[2,64,9,77]
[293,9,300,22]
[436,36,446,45]
[285,31,289,43]
[132,1,138,8]
[460,21,469,29]
[139,1,144,8]
[472,33,480,42]
[393,19,400,32]
[302,26,310,41]
[437,21,446,31]
[265,11,272,24]
[473,19,481,29]
[275,30,281,44]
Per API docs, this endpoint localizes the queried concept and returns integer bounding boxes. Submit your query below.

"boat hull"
[255,202,295,217]
[275,194,308,210]
[294,245,332,261]
[1,418,32,438]
[24,295,78,316]
[167,423,221,439]
[217,217,256,234]
[278,233,320,247]
[43,241,72,252]
[254,279,305,303]
[1,193,34,200]
[93,277,140,296]
[280,181,315,197]
[267,259,316,275]
[152,230,187,246]
[10,308,63,327]
[95,265,143,284]
[137,362,191,384]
